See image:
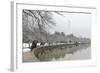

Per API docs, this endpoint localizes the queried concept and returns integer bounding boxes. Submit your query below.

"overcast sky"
[49,12,91,38]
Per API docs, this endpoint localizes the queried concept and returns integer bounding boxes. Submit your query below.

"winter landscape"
[22,9,91,62]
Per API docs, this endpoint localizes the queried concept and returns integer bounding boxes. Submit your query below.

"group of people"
[30,40,79,51]
[30,40,45,51]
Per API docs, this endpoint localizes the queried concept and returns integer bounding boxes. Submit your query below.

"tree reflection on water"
[33,44,90,61]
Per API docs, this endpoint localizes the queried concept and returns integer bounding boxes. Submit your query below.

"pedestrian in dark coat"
[30,40,38,51]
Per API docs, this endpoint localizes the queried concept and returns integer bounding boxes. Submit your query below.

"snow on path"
[23,48,31,52]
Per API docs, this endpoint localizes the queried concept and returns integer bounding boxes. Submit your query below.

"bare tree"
[22,10,63,43]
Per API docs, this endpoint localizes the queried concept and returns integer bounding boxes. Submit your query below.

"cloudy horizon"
[48,12,91,38]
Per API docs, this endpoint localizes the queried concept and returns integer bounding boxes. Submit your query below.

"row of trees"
[54,31,65,36]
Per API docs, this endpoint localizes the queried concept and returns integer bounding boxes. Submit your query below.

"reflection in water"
[33,44,91,61]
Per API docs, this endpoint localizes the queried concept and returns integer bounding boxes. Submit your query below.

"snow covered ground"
[22,42,67,52]
[23,43,31,52]
[23,48,31,52]
[23,43,32,48]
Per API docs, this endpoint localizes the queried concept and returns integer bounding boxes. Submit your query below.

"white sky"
[49,12,91,38]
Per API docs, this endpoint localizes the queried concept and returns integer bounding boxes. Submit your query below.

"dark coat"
[30,40,38,51]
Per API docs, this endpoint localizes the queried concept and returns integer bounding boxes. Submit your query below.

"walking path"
[23,49,39,62]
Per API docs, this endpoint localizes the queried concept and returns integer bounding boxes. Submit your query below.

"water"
[33,44,91,61]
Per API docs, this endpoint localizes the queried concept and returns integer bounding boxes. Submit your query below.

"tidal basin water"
[23,44,91,62]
